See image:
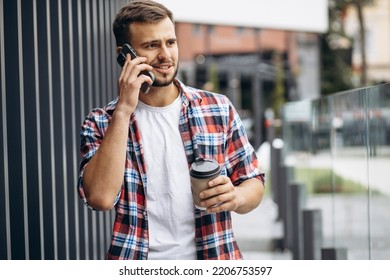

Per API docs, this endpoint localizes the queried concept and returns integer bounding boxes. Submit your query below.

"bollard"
[303,209,323,259]
[280,166,292,251]
[321,248,348,260]
[270,139,284,220]
[290,182,306,260]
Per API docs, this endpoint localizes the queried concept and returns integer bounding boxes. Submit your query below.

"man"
[78,0,265,260]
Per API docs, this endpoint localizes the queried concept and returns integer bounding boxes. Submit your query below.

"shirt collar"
[174,79,203,107]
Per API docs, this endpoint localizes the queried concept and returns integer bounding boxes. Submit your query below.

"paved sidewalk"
[233,193,390,260]
[232,195,292,260]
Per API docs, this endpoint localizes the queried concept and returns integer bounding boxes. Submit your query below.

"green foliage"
[320,0,355,95]
[322,0,372,93]
[294,167,366,194]
[320,35,354,95]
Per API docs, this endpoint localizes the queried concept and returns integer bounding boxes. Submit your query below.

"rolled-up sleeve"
[225,101,265,186]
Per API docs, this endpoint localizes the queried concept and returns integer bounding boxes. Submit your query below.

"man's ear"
[116,46,122,55]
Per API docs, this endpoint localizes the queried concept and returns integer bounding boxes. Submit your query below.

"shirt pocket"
[195,132,226,164]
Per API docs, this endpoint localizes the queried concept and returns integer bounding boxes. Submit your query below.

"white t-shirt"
[134,96,196,260]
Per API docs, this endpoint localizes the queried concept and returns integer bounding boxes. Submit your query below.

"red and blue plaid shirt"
[78,79,264,260]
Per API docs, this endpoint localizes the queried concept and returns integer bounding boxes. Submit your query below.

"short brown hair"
[113,0,174,47]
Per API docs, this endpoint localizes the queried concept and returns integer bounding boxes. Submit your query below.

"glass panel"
[306,97,334,251]
[281,83,390,260]
[330,89,369,259]
[367,83,390,259]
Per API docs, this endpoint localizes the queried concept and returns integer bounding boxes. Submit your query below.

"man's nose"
[157,45,170,60]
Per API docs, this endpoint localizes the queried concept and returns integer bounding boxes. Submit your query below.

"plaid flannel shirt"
[78,79,264,260]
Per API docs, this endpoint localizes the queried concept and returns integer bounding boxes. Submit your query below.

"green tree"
[320,34,353,95]
[321,0,353,95]
[321,0,369,94]
[354,0,367,85]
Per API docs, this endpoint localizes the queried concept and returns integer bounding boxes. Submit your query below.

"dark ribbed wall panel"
[0,0,9,261]
[0,0,124,260]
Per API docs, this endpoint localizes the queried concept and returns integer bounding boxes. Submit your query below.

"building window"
[193,24,201,36]
[236,26,245,35]
[207,25,214,35]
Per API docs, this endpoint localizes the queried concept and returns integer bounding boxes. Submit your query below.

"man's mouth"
[154,64,172,69]
[154,64,173,73]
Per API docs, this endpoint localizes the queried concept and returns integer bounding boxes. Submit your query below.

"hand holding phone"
[117,43,155,94]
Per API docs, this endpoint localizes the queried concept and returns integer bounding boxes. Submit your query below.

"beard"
[152,63,179,88]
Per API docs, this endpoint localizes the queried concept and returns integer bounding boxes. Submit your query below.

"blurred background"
[1,0,389,260]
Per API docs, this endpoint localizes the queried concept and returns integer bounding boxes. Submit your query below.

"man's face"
[129,17,179,88]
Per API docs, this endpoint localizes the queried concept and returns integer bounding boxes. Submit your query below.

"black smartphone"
[117,43,155,94]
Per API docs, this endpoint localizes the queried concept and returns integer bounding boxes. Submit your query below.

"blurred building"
[343,0,390,83]
[176,23,322,101]
[174,23,321,146]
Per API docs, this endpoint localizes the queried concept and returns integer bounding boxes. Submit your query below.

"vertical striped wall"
[0,0,127,260]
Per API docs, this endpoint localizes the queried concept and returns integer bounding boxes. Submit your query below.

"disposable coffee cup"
[190,158,221,210]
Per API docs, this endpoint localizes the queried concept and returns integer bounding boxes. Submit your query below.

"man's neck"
[138,82,179,107]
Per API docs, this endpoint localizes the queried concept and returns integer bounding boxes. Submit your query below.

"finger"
[200,191,235,209]
[120,56,149,81]
[200,177,232,199]
[207,199,238,213]
[118,54,132,81]
[200,185,225,200]
[139,74,154,86]
[124,72,153,95]
[208,175,230,187]
[130,75,154,93]
[123,58,153,83]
